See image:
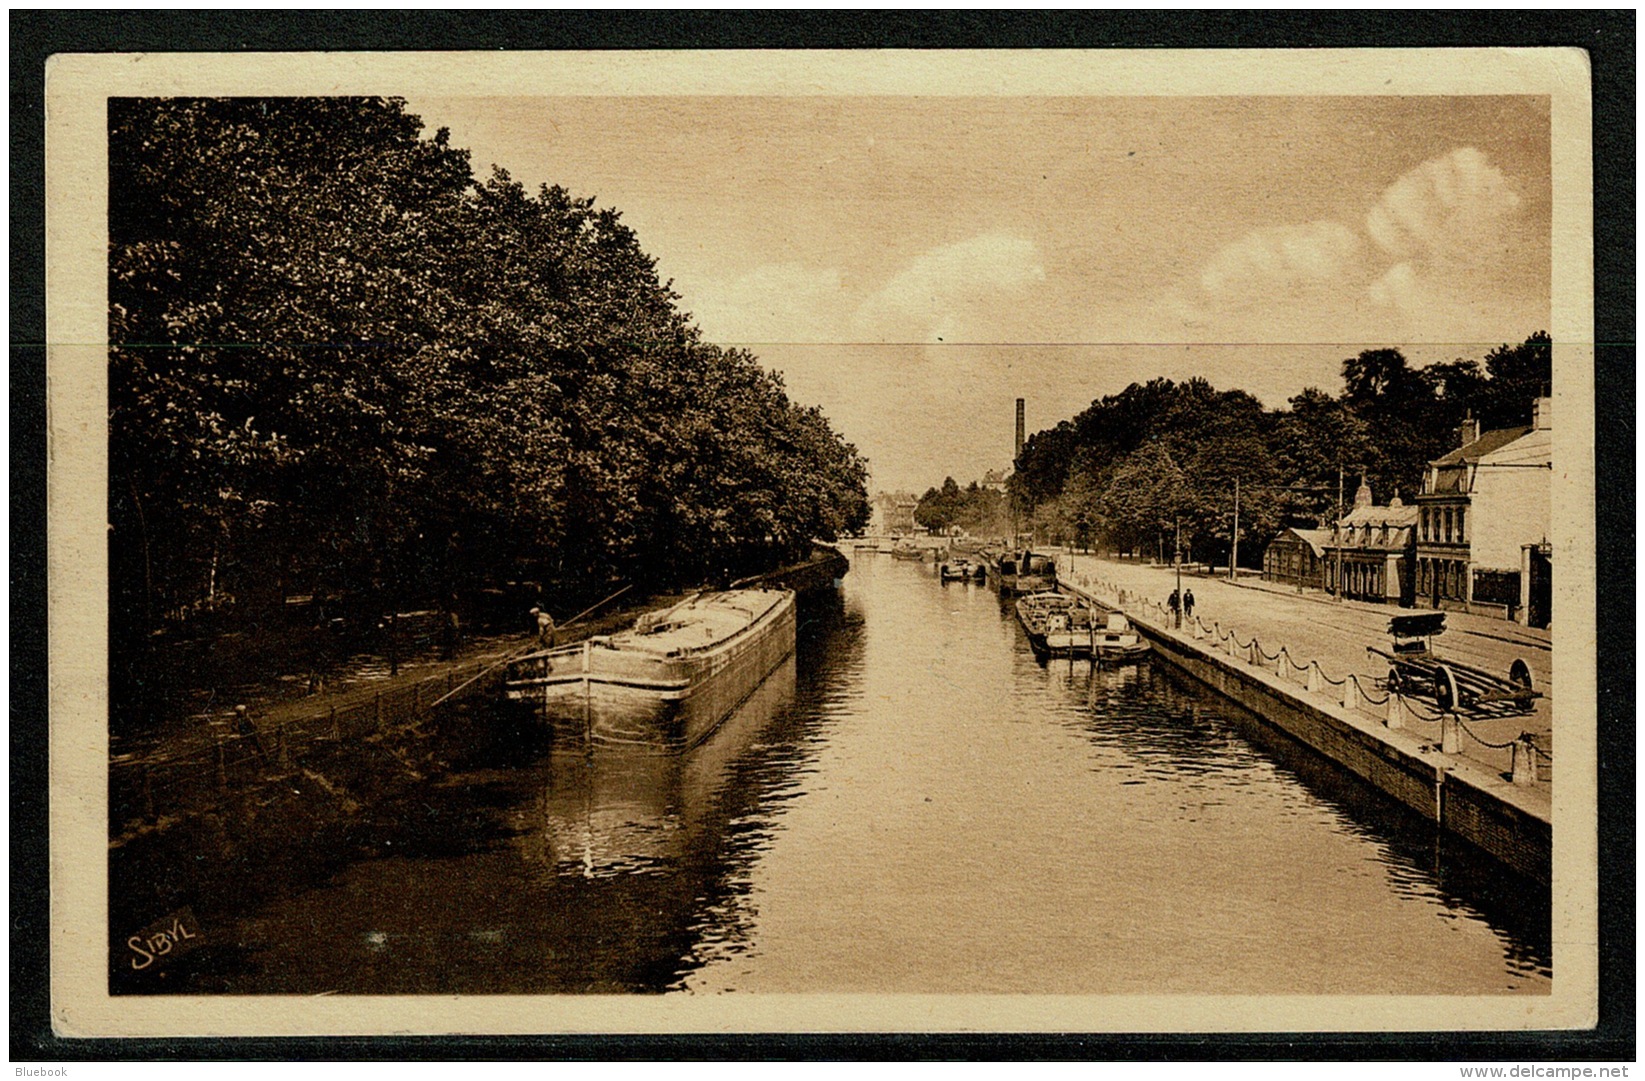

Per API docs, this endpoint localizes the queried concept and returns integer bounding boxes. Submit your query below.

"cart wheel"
[1434,664,1459,713]
[1508,658,1535,711]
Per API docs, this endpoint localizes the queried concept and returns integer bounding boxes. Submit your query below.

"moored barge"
[505,589,796,752]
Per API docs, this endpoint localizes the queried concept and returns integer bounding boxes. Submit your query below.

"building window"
[1456,507,1465,542]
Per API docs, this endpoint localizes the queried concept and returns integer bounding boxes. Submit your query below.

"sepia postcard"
[44,47,1598,1039]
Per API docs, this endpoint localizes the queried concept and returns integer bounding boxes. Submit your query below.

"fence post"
[1307,662,1322,694]
[1247,641,1260,666]
[1440,712,1461,754]
[1342,676,1359,712]
[1385,691,1403,729]
[1511,736,1537,785]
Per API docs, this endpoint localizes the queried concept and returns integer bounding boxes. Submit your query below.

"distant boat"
[890,542,926,561]
[989,549,1055,595]
[939,558,980,581]
[1015,591,1096,657]
[505,589,796,752]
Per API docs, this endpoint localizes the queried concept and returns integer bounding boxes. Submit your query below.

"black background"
[10,9,1634,1063]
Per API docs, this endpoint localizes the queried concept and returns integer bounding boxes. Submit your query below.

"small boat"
[890,542,926,561]
[1090,611,1151,662]
[939,558,976,581]
[505,589,796,751]
[1015,591,1096,657]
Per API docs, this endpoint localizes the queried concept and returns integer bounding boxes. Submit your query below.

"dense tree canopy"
[913,477,1009,537]
[976,335,1551,566]
[110,97,869,641]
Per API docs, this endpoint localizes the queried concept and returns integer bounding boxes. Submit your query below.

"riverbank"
[111,589,694,777]
[1054,553,1552,883]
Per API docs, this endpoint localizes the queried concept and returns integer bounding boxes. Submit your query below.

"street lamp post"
[1174,517,1183,629]
[1334,466,1345,603]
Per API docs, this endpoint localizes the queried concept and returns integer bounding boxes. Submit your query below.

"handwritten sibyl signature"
[124,908,203,971]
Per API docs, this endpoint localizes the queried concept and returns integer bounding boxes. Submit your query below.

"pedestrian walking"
[1183,589,1195,621]
[1167,589,1181,624]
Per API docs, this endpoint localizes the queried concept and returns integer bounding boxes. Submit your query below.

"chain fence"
[1059,558,1548,786]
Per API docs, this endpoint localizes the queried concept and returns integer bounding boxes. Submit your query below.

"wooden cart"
[1367,612,1540,716]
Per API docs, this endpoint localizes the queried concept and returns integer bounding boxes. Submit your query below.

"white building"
[1413,397,1552,626]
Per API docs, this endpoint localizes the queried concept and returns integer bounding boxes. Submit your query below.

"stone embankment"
[1055,553,1553,884]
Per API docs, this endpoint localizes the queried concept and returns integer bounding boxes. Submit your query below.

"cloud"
[680,232,1047,345]
[1367,261,1421,311]
[1363,149,1538,338]
[1365,146,1522,264]
[852,232,1046,342]
[1166,146,1539,345]
[1198,221,1368,302]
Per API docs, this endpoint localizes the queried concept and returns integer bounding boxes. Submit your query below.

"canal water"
[144,556,1551,996]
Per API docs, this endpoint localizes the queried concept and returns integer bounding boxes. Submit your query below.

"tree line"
[110,97,870,647]
[912,478,1011,538]
[951,333,1550,565]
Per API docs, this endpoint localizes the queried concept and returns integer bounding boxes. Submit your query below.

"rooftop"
[1430,426,1532,468]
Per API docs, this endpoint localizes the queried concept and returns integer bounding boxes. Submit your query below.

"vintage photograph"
[45,48,1597,1036]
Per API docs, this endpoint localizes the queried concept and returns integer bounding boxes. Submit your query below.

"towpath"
[1055,553,1554,784]
[115,591,692,769]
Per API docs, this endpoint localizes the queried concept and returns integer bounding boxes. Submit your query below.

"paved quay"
[1054,552,1554,788]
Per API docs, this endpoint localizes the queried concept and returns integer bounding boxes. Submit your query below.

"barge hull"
[512,593,797,752]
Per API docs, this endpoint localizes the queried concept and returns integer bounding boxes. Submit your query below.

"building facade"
[1412,398,1552,626]
[1262,527,1329,591]
[1321,484,1417,605]
[1262,483,1416,605]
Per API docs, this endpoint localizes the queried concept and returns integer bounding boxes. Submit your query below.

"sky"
[406,94,1551,493]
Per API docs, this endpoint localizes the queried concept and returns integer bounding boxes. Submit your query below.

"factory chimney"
[1015,398,1025,462]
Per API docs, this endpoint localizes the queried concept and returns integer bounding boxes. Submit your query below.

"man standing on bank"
[531,605,556,648]
[1183,589,1195,623]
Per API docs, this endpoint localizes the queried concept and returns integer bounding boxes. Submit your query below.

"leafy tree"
[108,95,871,685]
[1096,442,1190,560]
[1475,331,1552,429]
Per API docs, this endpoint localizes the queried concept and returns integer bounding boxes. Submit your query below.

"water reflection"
[1060,660,1551,979]
[126,561,1547,996]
